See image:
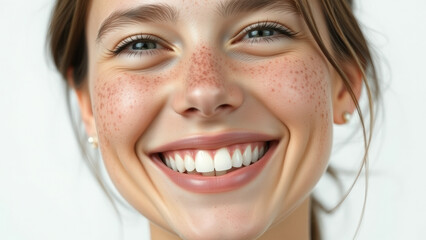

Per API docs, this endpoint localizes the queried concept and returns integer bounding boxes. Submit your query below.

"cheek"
[242,55,334,207]
[92,73,165,144]
[238,55,332,140]
[258,56,328,110]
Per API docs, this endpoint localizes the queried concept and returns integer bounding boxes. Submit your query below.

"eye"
[131,41,157,51]
[246,29,275,38]
[238,21,297,43]
[111,35,168,57]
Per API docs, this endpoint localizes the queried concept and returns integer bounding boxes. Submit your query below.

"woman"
[48,0,379,239]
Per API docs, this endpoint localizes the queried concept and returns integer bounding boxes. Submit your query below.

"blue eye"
[131,41,158,50]
[241,22,297,42]
[112,35,165,56]
[248,29,275,38]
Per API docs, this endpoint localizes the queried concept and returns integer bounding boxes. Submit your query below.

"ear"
[332,61,363,124]
[67,68,97,137]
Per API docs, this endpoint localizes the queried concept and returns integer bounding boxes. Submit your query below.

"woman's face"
[80,0,351,239]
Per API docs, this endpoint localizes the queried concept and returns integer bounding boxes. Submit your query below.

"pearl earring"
[343,112,352,123]
[88,136,98,148]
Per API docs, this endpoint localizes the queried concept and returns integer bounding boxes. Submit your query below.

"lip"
[150,132,276,152]
[149,132,278,193]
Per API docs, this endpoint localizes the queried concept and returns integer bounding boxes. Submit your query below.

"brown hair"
[49,0,89,87]
[48,0,380,239]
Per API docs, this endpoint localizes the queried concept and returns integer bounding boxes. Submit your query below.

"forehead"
[90,0,298,15]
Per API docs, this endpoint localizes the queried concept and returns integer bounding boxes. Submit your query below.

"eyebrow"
[97,0,298,43]
[96,3,178,42]
[216,0,298,17]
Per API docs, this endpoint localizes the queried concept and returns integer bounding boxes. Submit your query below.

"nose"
[172,47,243,118]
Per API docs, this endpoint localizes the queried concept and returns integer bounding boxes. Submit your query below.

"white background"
[1,0,425,239]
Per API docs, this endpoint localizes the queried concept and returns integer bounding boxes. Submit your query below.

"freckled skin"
[93,50,331,238]
[229,53,332,158]
[187,46,223,89]
[93,72,168,143]
[90,42,334,239]
[80,0,351,239]
[96,49,333,239]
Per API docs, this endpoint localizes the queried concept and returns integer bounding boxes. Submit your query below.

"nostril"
[183,104,232,117]
[215,104,232,112]
[185,107,199,114]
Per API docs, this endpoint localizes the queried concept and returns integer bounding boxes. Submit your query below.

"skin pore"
[73,0,362,239]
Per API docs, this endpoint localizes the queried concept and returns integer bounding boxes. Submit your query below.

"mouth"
[157,142,270,176]
[149,133,278,193]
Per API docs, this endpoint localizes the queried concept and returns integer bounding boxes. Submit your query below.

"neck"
[150,198,311,240]
[150,223,181,240]
[259,198,311,240]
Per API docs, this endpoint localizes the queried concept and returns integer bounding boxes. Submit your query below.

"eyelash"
[110,35,166,57]
[110,21,297,56]
[238,21,297,43]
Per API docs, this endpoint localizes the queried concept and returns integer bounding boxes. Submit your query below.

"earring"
[343,112,352,123]
[88,136,98,148]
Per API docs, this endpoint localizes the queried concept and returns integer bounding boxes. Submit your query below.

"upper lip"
[150,132,277,154]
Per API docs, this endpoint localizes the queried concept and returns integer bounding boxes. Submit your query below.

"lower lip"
[152,142,277,194]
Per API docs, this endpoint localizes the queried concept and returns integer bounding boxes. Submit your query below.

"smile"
[150,133,278,193]
[159,142,269,176]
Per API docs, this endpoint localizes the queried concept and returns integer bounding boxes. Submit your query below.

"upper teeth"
[161,143,267,175]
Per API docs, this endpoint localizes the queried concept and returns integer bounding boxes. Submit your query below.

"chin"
[173,215,270,240]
